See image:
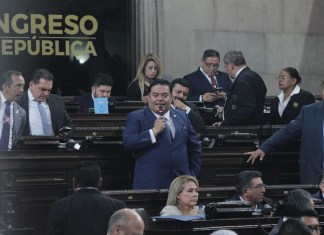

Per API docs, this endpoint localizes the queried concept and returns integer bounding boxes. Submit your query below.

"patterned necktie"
[0,101,11,150]
[210,76,217,88]
[164,122,173,143]
[37,101,53,135]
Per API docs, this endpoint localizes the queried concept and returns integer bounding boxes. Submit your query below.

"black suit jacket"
[75,93,117,113]
[19,91,74,136]
[223,67,267,125]
[47,188,126,235]
[173,101,205,134]
[269,89,315,125]
[183,68,232,108]
[126,80,150,101]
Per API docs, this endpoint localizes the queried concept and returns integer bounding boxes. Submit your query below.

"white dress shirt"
[28,89,54,135]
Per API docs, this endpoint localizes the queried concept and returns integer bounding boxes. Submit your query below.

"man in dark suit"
[171,78,205,136]
[183,49,232,108]
[123,79,201,189]
[47,161,126,235]
[246,93,324,184]
[0,70,26,150]
[230,170,274,215]
[75,73,116,113]
[18,69,73,138]
[215,50,267,126]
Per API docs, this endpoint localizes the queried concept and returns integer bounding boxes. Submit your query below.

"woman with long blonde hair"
[160,175,202,216]
[126,53,163,102]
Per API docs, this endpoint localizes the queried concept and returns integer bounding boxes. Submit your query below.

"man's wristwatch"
[184,106,190,112]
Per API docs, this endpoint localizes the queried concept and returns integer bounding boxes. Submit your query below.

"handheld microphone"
[158,105,163,116]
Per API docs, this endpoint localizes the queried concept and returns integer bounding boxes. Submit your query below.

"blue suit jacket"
[123,106,202,189]
[260,101,324,184]
[183,68,232,108]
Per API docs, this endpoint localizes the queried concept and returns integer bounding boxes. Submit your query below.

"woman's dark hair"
[282,67,302,84]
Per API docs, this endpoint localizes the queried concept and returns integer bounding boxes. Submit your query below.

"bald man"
[107,209,144,235]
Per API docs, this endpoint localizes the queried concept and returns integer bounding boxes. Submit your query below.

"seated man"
[47,161,126,235]
[311,170,324,214]
[229,170,273,215]
[171,78,205,135]
[107,208,144,235]
[76,73,116,113]
[19,68,74,138]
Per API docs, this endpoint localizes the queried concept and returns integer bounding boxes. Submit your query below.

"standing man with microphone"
[123,79,201,189]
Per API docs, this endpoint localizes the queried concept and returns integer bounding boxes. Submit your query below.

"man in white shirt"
[18,68,73,138]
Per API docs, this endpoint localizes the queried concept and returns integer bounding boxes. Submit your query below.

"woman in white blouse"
[160,175,202,216]
[269,67,314,125]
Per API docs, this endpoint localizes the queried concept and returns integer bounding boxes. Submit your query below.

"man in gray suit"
[246,87,324,184]
[0,70,26,150]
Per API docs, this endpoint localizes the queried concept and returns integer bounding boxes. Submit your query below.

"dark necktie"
[37,101,52,135]
[164,123,173,143]
[0,101,11,150]
[210,76,217,88]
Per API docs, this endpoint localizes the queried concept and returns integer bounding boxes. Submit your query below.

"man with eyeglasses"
[183,49,232,108]
[229,170,273,215]
[300,209,321,235]
[123,79,201,189]
[19,68,74,138]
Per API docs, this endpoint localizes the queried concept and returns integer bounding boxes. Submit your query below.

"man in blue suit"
[123,79,202,189]
[246,94,324,184]
[183,49,232,108]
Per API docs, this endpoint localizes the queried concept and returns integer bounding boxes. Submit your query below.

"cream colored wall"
[155,0,324,96]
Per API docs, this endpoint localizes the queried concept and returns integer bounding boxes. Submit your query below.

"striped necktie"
[37,101,53,135]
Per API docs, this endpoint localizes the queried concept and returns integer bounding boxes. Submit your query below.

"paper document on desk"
[94,97,109,114]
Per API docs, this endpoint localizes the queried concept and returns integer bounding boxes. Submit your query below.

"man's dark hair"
[223,50,246,66]
[171,78,190,91]
[296,208,318,219]
[31,68,54,84]
[202,49,220,60]
[147,79,171,94]
[73,161,101,188]
[278,218,312,235]
[0,70,22,91]
[235,170,262,195]
[92,73,114,87]
[283,189,313,217]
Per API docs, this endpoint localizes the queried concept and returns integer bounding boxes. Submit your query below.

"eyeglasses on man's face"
[204,60,219,69]
[308,225,321,233]
[247,184,266,190]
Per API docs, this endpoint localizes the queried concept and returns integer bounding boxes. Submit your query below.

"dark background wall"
[0,0,132,96]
